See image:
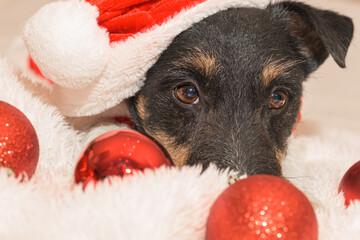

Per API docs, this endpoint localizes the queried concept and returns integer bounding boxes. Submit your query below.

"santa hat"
[24,0,268,117]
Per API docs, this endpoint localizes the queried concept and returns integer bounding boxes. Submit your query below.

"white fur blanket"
[1,54,360,240]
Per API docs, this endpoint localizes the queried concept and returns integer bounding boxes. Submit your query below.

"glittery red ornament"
[338,160,360,207]
[75,129,171,188]
[0,101,39,178]
[206,175,318,240]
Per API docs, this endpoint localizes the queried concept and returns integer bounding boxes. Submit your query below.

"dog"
[127,1,354,176]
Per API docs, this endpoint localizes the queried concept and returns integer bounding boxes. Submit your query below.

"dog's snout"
[186,122,282,176]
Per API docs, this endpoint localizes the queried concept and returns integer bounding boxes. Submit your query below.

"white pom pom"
[23,0,110,89]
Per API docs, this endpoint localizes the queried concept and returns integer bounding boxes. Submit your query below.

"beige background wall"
[0,0,359,133]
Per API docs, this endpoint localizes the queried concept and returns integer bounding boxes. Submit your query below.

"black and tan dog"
[127,1,353,176]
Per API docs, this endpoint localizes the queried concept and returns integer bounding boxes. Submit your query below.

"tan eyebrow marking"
[262,59,303,86]
[180,47,221,79]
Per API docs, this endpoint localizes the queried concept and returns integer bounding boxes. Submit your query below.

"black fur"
[127,1,353,176]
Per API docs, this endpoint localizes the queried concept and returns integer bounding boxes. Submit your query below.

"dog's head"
[127,1,353,176]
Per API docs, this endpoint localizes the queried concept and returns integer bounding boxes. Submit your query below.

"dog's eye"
[174,85,199,104]
[269,90,287,109]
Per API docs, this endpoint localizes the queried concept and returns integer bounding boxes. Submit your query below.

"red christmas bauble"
[206,175,318,240]
[0,101,39,178]
[338,160,360,207]
[75,129,172,188]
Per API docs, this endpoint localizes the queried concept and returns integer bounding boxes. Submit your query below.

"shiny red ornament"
[206,175,318,240]
[0,101,39,178]
[75,129,171,188]
[338,160,360,207]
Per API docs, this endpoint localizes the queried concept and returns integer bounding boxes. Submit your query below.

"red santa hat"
[24,0,268,117]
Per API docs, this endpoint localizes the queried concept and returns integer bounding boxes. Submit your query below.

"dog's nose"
[224,155,282,177]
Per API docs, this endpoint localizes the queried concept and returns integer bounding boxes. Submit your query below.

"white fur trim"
[24,0,269,116]
[1,55,360,239]
[0,57,82,173]
[23,0,110,89]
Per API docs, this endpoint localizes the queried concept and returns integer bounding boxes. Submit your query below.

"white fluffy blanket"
[0,56,360,240]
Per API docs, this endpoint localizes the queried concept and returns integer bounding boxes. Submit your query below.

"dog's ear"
[268,1,354,72]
